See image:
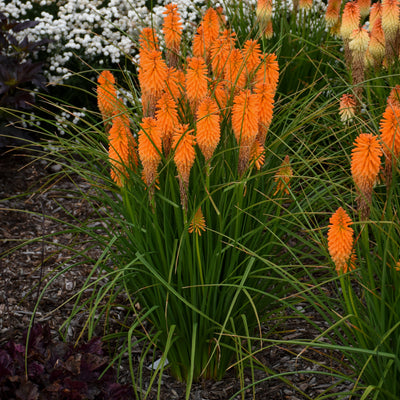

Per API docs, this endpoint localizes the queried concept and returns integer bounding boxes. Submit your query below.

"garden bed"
[0,148,353,399]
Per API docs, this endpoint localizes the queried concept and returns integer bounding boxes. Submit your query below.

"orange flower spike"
[369,17,386,63]
[196,97,221,161]
[254,82,275,145]
[173,124,196,182]
[108,115,136,187]
[188,207,206,235]
[173,124,196,211]
[369,2,382,31]
[232,90,260,145]
[163,3,182,50]
[242,39,262,77]
[327,207,354,274]
[387,85,400,107]
[224,48,246,91]
[325,0,341,28]
[139,50,168,95]
[380,98,400,185]
[357,0,371,18]
[232,90,260,175]
[139,27,159,56]
[380,103,400,158]
[192,25,206,59]
[215,6,227,25]
[254,53,279,92]
[273,155,293,196]
[263,19,274,39]
[202,8,220,47]
[351,133,382,217]
[163,67,184,102]
[250,140,265,170]
[138,117,162,188]
[97,71,118,128]
[257,0,273,27]
[210,81,228,114]
[210,35,231,79]
[163,3,182,67]
[185,57,208,110]
[139,50,168,117]
[351,133,382,188]
[192,8,220,61]
[339,93,357,124]
[155,93,179,155]
[299,0,313,11]
[340,2,361,41]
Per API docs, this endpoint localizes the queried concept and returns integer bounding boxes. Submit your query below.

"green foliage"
[10,0,400,398]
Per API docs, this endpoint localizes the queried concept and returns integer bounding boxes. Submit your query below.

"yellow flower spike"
[188,207,206,235]
[340,2,361,42]
[325,0,341,28]
[382,0,400,62]
[327,207,355,275]
[382,0,400,41]
[339,93,357,124]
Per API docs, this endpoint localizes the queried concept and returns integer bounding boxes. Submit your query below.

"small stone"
[50,164,62,172]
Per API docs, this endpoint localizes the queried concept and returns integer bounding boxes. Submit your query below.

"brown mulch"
[0,148,355,399]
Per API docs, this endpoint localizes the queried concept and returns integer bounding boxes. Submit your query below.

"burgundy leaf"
[64,355,81,376]
[77,337,104,356]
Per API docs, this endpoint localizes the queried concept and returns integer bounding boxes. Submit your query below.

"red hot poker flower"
[138,117,162,189]
[328,207,354,274]
[351,133,382,218]
[196,96,220,161]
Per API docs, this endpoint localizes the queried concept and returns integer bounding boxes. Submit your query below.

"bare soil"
[0,148,354,399]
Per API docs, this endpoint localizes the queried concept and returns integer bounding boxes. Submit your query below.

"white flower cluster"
[0,0,213,85]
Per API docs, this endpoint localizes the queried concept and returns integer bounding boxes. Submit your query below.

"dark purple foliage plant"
[0,11,48,115]
[0,323,133,400]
